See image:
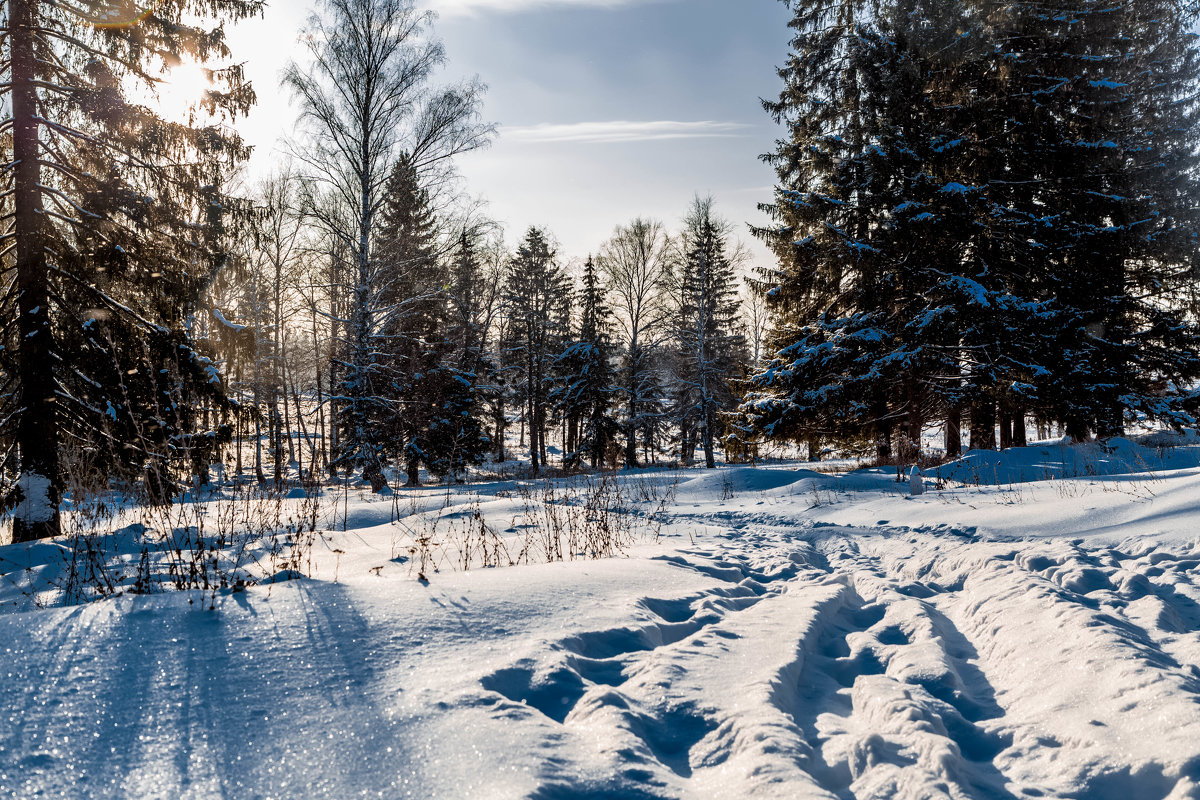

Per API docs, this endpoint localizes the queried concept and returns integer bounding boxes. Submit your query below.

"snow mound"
[935,436,1200,486]
[678,466,826,498]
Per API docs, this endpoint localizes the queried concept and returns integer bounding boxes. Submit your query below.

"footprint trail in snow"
[475,521,1200,799]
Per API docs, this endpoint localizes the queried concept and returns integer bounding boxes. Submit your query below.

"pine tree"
[553,257,619,469]
[503,228,569,475]
[0,0,258,539]
[675,199,747,469]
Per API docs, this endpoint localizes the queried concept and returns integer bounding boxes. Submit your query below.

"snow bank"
[935,434,1200,486]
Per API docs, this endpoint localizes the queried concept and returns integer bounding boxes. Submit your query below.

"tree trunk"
[290,382,310,482]
[493,401,506,462]
[537,405,547,468]
[405,457,420,487]
[309,315,326,475]
[567,414,578,465]
[527,391,539,475]
[875,426,893,464]
[945,406,962,459]
[1012,410,1027,447]
[254,413,266,484]
[970,401,997,451]
[625,366,639,469]
[686,419,696,470]
[10,0,60,542]
[591,414,605,470]
[326,255,340,478]
[703,401,716,470]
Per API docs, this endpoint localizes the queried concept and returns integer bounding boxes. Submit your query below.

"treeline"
[745,0,1200,460]
[211,0,759,494]
[0,0,764,542]
[216,183,756,491]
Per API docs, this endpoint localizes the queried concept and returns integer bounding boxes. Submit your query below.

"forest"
[3,0,1200,797]
[2,0,1193,547]
[0,0,764,544]
[747,0,1200,464]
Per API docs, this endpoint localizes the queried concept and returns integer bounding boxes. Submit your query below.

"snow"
[908,466,924,495]
[4,436,1200,796]
[14,473,54,524]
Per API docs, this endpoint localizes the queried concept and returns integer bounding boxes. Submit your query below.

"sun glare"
[157,62,211,123]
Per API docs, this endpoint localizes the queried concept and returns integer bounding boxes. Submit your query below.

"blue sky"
[228,0,792,265]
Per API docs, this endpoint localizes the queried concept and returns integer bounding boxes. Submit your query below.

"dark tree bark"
[11,0,59,542]
[1012,411,1027,447]
[945,406,962,459]
[970,401,997,451]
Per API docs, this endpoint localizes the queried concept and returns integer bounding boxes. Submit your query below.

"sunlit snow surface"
[3,435,1200,798]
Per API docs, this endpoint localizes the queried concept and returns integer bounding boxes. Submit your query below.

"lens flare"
[89,1,166,29]
[157,62,211,121]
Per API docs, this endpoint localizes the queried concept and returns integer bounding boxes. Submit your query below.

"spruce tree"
[748,0,914,459]
[674,199,746,469]
[749,0,1200,460]
[425,232,491,481]
[984,0,1200,438]
[0,0,258,539]
[553,257,619,469]
[503,228,569,475]
[373,155,447,487]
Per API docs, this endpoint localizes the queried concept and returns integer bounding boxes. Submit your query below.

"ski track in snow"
[472,514,1200,799]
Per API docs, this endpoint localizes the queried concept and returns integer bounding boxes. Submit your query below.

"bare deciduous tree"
[284,0,494,481]
[598,219,671,468]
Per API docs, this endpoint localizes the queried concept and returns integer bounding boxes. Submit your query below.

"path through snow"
[469,518,1200,799]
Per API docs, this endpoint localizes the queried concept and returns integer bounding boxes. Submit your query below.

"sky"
[222,0,793,267]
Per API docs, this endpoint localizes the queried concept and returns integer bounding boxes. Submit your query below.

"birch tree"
[284,0,493,483]
[598,219,670,468]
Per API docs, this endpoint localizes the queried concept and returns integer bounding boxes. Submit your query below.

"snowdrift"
[934,432,1200,485]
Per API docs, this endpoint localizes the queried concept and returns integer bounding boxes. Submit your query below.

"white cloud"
[433,0,667,18]
[502,120,751,145]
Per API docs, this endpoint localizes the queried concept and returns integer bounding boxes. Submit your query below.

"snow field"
[2,435,1200,797]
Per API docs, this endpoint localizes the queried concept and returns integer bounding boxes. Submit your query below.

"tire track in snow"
[474,515,1200,799]
[856,531,1200,798]
[479,539,847,798]
[799,536,1016,800]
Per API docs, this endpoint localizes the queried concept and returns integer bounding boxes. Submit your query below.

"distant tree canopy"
[0,0,261,540]
[746,0,1200,459]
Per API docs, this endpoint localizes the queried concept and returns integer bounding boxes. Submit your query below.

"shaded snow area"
[4,435,1200,798]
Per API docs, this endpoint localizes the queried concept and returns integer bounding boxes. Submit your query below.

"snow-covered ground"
[3,435,1200,798]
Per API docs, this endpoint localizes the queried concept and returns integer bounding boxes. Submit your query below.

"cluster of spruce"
[744,0,1200,460]
[333,156,491,489]
[342,192,751,485]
